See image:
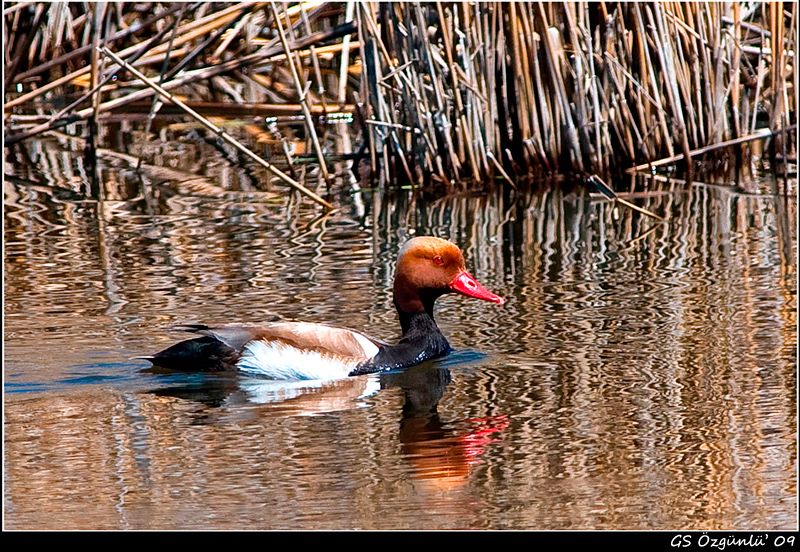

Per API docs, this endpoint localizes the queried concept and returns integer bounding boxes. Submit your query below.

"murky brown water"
[4,131,797,530]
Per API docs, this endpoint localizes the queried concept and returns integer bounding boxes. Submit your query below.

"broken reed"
[359,2,796,187]
[3,2,797,196]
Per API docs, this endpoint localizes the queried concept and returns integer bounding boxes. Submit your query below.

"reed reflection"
[4,133,795,529]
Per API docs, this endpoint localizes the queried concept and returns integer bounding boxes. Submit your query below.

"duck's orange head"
[394,236,504,313]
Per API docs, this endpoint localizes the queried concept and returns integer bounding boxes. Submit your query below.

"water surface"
[4,133,797,530]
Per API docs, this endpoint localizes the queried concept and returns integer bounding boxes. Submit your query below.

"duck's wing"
[183,322,384,360]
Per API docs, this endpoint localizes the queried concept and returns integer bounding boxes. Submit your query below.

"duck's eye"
[433,255,444,266]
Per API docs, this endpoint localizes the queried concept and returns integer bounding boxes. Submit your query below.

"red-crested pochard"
[141,236,504,379]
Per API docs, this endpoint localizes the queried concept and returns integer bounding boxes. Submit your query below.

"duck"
[140,236,504,379]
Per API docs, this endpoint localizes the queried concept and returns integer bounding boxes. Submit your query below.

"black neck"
[397,308,440,339]
[395,289,445,334]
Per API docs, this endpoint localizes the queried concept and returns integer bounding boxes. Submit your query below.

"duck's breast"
[234,322,381,380]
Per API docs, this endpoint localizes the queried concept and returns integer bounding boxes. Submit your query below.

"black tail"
[144,336,239,372]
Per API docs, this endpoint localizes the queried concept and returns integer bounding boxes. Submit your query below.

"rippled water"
[4,132,797,530]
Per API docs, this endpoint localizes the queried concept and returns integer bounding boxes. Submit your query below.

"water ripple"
[4,134,795,530]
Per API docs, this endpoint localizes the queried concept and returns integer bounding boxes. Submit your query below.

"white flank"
[237,340,358,381]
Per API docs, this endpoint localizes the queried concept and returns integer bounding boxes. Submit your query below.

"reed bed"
[3,2,797,201]
[360,2,796,187]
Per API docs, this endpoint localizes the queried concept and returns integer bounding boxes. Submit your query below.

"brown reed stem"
[627,126,797,173]
[98,45,334,211]
[269,1,331,183]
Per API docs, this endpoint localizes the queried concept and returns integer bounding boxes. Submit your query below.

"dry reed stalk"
[436,2,479,181]
[6,4,350,145]
[299,3,326,101]
[358,2,415,184]
[357,2,794,187]
[3,3,35,17]
[5,2,795,190]
[88,3,105,116]
[648,4,693,171]
[123,101,355,117]
[137,4,192,170]
[337,1,356,107]
[269,1,331,183]
[5,2,258,110]
[12,3,187,84]
[5,9,196,145]
[627,125,797,173]
[98,45,334,210]
[4,2,47,90]
[160,6,252,82]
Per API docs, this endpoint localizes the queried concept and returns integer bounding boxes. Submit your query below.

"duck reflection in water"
[384,363,509,493]
[145,357,508,491]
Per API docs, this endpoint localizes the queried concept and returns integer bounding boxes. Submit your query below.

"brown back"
[198,322,384,361]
